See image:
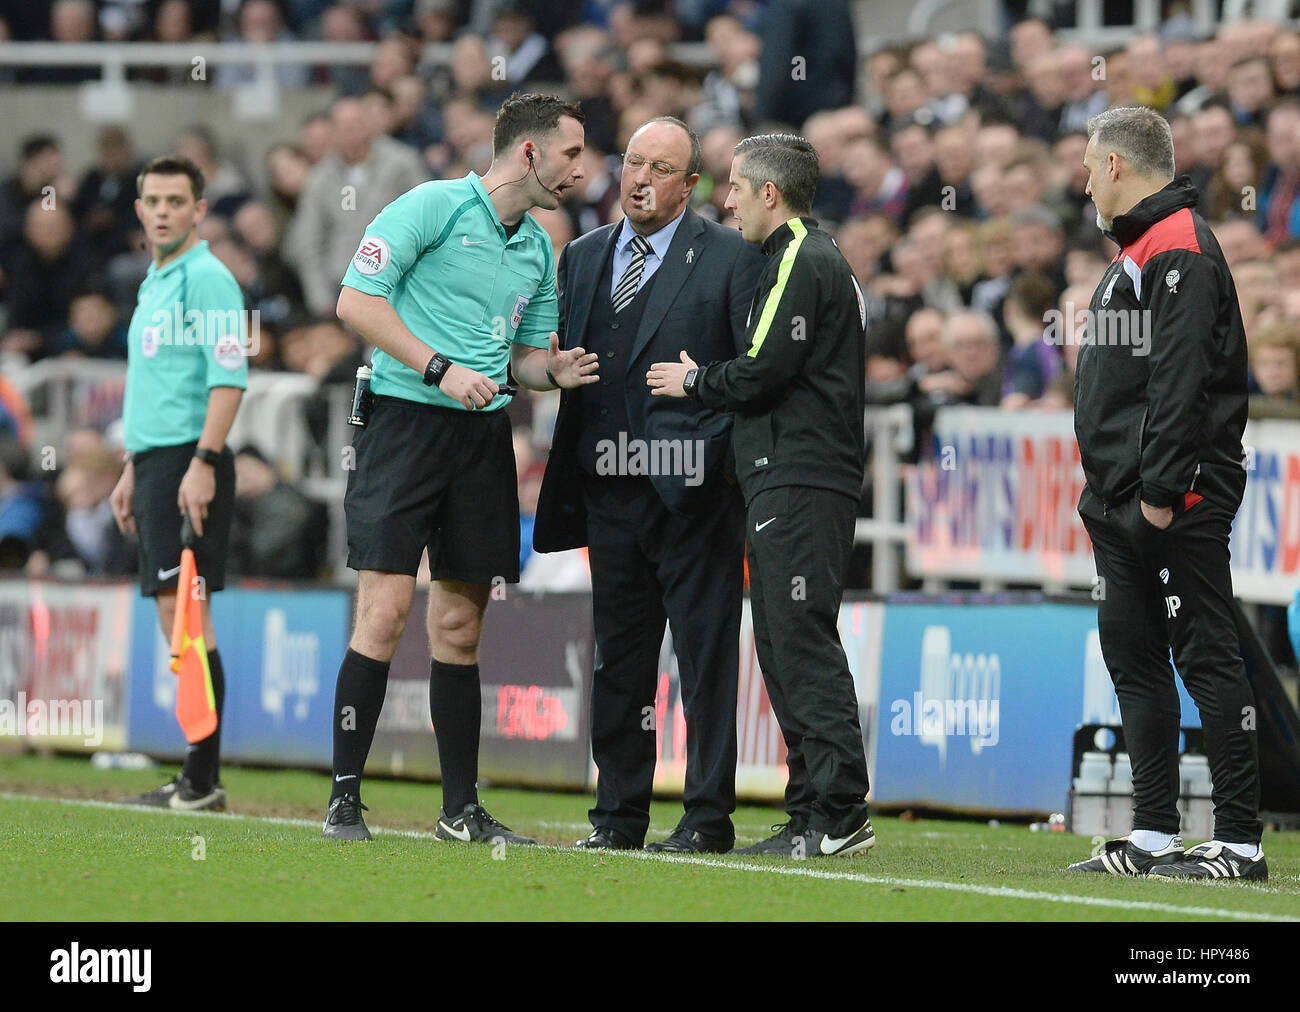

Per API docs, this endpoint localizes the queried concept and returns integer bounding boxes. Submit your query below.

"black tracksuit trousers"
[1079,463,1261,844]
[746,483,871,838]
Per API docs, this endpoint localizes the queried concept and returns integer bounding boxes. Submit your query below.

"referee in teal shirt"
[323,93,598,843]
[110,156,248,812]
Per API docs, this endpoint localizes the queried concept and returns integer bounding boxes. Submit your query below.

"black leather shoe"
[644,826,733,854]
[574,826,639,850]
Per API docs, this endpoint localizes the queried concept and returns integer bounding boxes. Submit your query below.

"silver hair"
[1086,106,1175,180]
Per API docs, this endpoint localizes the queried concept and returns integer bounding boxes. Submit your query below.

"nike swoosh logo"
[820,834,848,855]
[334,774,356,783]
[462,236,488,246]
[755,517,776,532]
[440,820,471,841]
[157,565,181,580]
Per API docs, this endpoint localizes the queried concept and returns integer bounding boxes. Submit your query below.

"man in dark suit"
[534,116,763,853]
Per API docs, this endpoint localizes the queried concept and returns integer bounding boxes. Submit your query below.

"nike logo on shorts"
[157,564,182,580]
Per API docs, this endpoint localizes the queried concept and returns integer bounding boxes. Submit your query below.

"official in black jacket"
[1069,107,1265,881]
[648,134,875,859]
[534,117,763,853]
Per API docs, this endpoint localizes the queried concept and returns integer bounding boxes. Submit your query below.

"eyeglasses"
[623,152,688,179]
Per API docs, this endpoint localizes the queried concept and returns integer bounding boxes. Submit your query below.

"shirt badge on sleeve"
[352,236,390,275]
[511,294,530,330]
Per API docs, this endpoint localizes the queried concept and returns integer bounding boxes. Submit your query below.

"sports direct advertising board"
[907,407,1300,604]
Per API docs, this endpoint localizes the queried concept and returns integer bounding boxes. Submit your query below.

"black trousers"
[746,484,870,839]
[582,473,744,844]
[1079,466,1261,843]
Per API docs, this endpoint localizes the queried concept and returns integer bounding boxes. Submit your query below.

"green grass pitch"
[2,754,1297,921]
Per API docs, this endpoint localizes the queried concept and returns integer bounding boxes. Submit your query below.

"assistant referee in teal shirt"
[322,93,599,844]
[109,155,248,813]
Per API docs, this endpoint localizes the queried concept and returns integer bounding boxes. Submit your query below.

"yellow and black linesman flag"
[169,515,217,743]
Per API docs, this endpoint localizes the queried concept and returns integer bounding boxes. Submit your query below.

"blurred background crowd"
[2,0,1300,603]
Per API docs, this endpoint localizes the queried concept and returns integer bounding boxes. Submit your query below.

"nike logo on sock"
[335,774,357,783]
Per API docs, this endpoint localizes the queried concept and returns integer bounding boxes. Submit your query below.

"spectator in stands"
[1001,272,1063,408]
[753,0,856,128]
[1214,217,1268,268]
[54,291,127,358]
[1247,319,1300,419]
[28,0,99,84]
[1225,55,1274,128]
[284,95,425,316]
[228,445,325,580]
[844,136,908,220]
[1270,31,1300,99]
[1015,51,1065,142]
[0,135,72,245]
[941,219,983,304]
[232,200,305,325]
[1010,205,1067,293]
[413,0,458,46]
[0,438,46,569]
[214,0,309,90]
[299,112,334,165]
[1128,34,1178,112]
[1234,258,1281,337]
[1203,127,1269,222]
[319,3,369,95]
[73,125,141,262]
[942,310,1004,406]
[486,2,564,86]
[692,14,757,133]
[1057,44,1109,135]
[446,34,513,112]
[1257,101,1300,246]
[265,141,310,233]
[1188,101,1238,195]
[47,443,133,576]
[1,202,100,360]
[175,125,250,217]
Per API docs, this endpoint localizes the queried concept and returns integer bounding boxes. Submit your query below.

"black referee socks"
[429,659,481,814]
[181,648,225,792]
[330,648,391,802]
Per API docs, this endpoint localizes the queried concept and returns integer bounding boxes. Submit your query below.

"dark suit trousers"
[582,472,744,844]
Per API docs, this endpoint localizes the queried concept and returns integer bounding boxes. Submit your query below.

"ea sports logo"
[352,236,389,276]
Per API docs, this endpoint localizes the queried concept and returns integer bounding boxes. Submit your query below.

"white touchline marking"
[0,794,1292,921]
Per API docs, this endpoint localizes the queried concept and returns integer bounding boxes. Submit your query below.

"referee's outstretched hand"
[547,332,600,389]
[441,364,500,410]
[178,457,215,537]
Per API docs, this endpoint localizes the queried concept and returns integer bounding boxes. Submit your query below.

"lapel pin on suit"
[685,248,695,263]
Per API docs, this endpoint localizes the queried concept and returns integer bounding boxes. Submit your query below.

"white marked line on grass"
[1,793,1292,922]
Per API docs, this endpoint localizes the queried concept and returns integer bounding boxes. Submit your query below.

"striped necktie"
[612,234,653,313]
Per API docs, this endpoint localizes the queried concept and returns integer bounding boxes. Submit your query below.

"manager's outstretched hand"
[547,332,600,388]
[646,350,697,397]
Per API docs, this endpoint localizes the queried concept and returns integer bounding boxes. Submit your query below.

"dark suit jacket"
[534,206,763,552]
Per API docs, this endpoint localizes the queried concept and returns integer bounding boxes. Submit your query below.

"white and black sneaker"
[435,803,536,846]
[806,818,876,858]
[1067,836,1183,875]
[733,820,809,856]
[123,775,226,812]
[1148,842,1268,882]
[323,794,372,841]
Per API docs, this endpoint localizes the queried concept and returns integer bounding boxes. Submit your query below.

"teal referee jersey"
[340,172,557,412]
[123,240,249,453]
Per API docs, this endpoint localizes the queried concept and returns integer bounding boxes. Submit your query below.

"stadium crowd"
[1,0,1299,634]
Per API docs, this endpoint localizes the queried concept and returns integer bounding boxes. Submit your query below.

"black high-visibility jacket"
[694,216,867,505]
[1074,177,1248,512]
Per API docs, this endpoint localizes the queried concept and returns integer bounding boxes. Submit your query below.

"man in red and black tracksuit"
[1070,107,1265,880]
[648,134,874,859]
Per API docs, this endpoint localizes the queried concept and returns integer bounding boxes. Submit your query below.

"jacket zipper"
[1189,462,1200,492]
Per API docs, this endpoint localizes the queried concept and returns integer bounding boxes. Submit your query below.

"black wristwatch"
[193,447,221,467]
[423,352,452,387]
[682,366,701,398]
[545,367,559,389]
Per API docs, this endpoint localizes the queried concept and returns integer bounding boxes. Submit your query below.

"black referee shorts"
[345,394,521,583]
[133,441,235,598]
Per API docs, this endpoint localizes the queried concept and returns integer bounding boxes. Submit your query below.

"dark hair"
[634,115,702,175]
[20,134,59,161]
[492,92,586,159]
[136,155,205,201]
[733,133,819,214]
[1007,272,1059,321]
